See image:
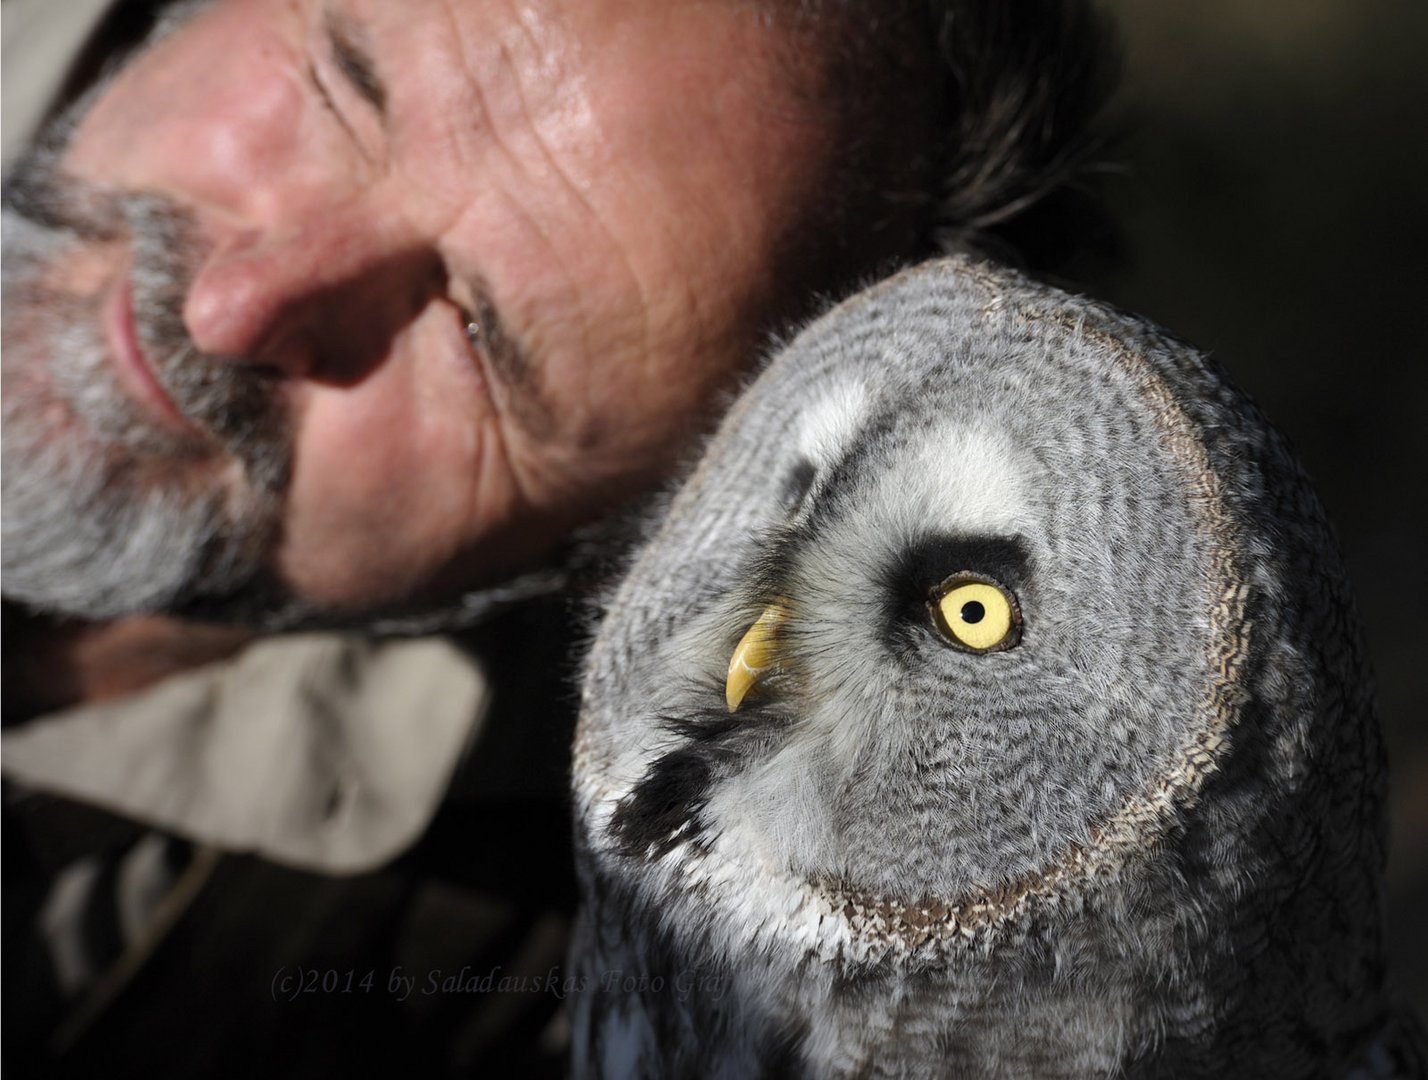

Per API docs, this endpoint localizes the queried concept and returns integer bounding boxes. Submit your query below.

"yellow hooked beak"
[725,603,789,712]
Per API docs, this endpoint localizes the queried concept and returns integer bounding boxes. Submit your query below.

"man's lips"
[103,273,201,435]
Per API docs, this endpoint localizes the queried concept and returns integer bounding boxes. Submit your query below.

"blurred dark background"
[1084,0,1428,1016]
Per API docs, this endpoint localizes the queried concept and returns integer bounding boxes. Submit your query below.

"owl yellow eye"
[929,575,1021,653]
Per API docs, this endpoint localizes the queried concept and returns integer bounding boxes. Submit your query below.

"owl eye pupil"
[960,601,986,624]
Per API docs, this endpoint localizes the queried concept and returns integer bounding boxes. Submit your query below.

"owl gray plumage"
[569,257,1424,1078]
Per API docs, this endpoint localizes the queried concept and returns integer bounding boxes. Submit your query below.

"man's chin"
[0,485,272,625]
[0,355,280,624]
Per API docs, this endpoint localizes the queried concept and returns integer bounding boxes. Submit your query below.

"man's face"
[2,0,825,623]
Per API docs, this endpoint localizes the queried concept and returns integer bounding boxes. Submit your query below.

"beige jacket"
[2,634,490,872]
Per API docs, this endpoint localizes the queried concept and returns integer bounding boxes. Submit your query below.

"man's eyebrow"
[468,285,555,439]
[323,9,387,118]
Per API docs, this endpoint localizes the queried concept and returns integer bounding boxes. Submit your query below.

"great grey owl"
[569,256,1423,1078]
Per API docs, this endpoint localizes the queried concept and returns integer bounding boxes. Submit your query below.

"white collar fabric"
[2,633,488,873]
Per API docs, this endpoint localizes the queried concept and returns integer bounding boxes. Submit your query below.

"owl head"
[573,257,1399,1075]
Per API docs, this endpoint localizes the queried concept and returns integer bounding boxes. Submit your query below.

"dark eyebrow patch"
[891,534,1032,594]
[877,533,1033,656]
[324,9,387,118]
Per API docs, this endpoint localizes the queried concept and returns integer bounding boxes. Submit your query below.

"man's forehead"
[327,0,808,125]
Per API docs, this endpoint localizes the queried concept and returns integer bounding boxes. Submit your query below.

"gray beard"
[1,100,293,624]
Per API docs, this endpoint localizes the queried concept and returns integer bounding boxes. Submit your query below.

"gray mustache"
[3,153,288,472]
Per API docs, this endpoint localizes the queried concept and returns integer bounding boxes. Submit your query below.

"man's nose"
[182,212,443,373]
